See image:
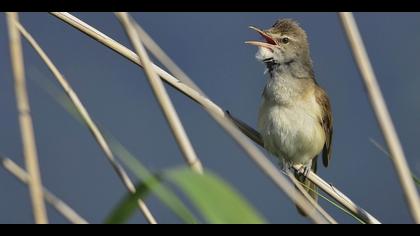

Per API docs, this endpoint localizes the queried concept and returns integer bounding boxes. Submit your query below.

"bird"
[245,19,333,215]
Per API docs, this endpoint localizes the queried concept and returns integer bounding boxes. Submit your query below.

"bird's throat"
[266,59,295,76]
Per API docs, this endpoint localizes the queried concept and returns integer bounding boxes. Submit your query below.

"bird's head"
[246,19,311,67]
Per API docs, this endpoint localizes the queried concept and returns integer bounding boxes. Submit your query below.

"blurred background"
[0,12,419,224]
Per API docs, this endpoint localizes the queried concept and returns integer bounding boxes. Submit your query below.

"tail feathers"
[295,158,318,216]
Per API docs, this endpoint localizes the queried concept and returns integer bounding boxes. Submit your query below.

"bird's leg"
[280,159,294,172]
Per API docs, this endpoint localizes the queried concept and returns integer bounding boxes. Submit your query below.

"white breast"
[258,87,325,165]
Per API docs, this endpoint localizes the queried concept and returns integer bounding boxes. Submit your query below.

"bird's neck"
[266,59,314,80]
[263,59,315,105]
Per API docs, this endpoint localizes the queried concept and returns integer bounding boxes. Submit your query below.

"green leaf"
[103,139,199,224]
[413,174,420,186]
[166,168,267,224]
[105,171,198,224]
[107,165,267,224]
[105,173,195,224]
[105,178,156,224]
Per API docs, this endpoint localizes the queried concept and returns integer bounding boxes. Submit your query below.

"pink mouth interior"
[260,33,276,45]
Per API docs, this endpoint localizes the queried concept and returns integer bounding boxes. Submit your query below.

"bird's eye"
[281,37,289,44]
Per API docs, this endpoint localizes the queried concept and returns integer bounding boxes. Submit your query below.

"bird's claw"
[296,165,310,178]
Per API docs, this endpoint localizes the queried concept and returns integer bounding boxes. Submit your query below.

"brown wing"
[316,87,333,167]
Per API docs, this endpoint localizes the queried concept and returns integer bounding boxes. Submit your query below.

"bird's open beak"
[245,26,277,49]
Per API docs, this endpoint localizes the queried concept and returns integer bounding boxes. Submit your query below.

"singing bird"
[246,19,333,215]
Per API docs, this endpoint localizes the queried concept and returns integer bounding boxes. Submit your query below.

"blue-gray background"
[1,12,419,224]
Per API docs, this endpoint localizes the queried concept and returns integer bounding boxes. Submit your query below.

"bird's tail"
[295,158,318,216]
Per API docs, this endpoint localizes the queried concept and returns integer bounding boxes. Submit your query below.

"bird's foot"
[296,164,310,179]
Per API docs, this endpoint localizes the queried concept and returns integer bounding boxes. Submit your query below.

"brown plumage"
[316,86,333,167]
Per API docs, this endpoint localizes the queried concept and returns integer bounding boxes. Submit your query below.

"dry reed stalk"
[131,24,205,96]
[285,170,337,224]
[49,12,377,223]
[1,155,88,224]
[339,12,420,223]
[6,12,48,224]
[16,22,157,224]
[294,163,380,224]
[116,12,203,174]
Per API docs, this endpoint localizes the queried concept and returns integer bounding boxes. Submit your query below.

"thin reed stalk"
[339,12,420,223]
[130,22,205,95]
[115,12,203,174]
[285,170,337,224]
[294,163,380,224]
[0,155,88,224]
[49,12,378,223]
[6,12,48,224]
[16,22,157,224]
